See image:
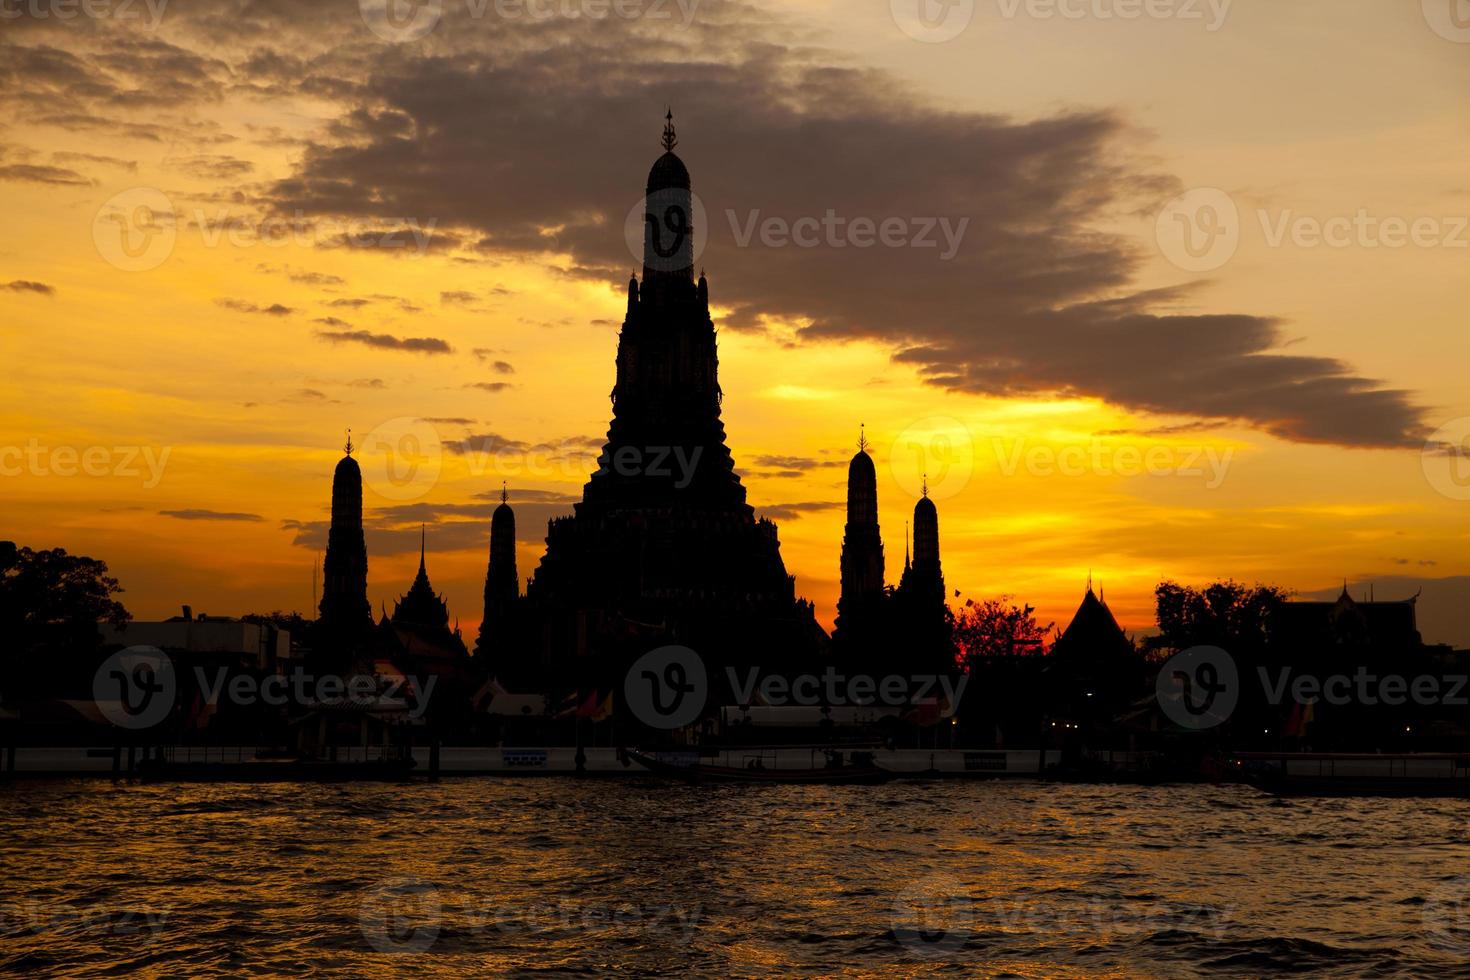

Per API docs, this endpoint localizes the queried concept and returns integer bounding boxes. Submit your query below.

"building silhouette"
[314,433,370,661]
[505,114,824,690]
[835,429,885,645]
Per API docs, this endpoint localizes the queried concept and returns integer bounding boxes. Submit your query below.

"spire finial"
[922,472,929,498]
[501,481,509,505]
[858,422,868,454]
[661,108,678,152]
[419,523,426,572]
[343,428,354,456]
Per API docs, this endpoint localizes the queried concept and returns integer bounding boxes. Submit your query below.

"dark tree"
[0,542,131,684]
[954,596,1053,668]
[1145,579,1287,661]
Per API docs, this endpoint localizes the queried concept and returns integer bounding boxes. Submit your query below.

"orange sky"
[3,0,1470,646]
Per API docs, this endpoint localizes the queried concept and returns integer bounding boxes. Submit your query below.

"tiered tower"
[835,427,885,641]
[526,114,819,680]
[317,432,370,654]
[476,485,518,659]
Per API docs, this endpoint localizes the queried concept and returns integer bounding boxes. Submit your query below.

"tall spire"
[501,481,509,505]
[343,427,354,456]
[922,472,929,498]
[662,108,678,152]
[858,422,868,454]
[419,523,426,573]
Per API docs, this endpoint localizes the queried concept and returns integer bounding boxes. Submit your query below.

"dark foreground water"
[2,780,1468,978]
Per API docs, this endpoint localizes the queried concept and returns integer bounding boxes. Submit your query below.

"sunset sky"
[4,0,1470,646]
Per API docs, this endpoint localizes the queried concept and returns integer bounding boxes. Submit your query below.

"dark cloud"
[172,154,255,180]
[217,298,294,315]
[441,290,478,305]
[0,163,90,185]
[51,150,137,173]
[0,2,1428,447]
[348,377,386,389]
[3,280,55,295]
[754,501,843,522]
[314,316,352,328]
[314,328,452,354]
[466,381,514,393]
[161,509,264,522]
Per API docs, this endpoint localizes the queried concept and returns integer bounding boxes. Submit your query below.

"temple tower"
[836,426,885,641]
[476,485,518,658]
[317,432,370,648]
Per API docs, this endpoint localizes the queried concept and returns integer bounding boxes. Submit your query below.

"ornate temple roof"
[392,526,451,632]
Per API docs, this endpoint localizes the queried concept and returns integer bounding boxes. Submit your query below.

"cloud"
[491,360,515,375]
[3,280,55,296]
[217,297,293,315]
[314,329,452,354]
[0,163,90,185]
[348,378,386,389]
[160,509,264,522]
[754,501,843,522]
[441,290,478,305]
[313,316,352,328]
[172,154,254,180]
[466,381,514,393]
[1,1,1428,447]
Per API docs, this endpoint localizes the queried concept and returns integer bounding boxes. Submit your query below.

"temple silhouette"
[310,115,955,713]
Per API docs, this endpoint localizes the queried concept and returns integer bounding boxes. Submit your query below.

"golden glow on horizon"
[2,0,1469,646]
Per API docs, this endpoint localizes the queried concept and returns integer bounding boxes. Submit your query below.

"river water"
[2,779,1468,977]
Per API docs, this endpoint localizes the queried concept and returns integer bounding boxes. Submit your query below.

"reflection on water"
[2,780,1469,977]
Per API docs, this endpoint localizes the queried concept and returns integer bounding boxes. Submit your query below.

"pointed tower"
[836,425,885,641]
[393,525,451,632]
[476,484,519,658]
[317,431,370,652]
[899,476,945,608]
[527,113,819,680]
